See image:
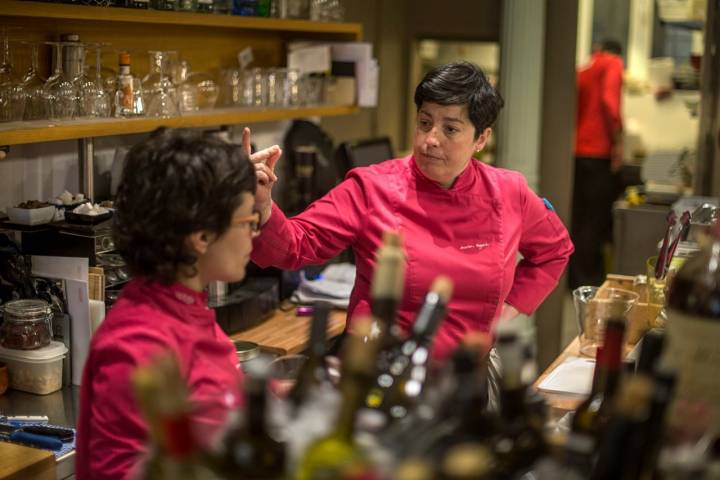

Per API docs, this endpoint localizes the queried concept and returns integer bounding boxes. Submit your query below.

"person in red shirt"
[76,129,263,479]
[248,62,574,361]
[569,39,625,289]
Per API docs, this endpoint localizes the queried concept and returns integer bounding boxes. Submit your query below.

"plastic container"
[0,299,54,350]
[0,341,68,395]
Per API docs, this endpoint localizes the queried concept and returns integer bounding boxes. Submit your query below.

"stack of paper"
[537,356,596,396]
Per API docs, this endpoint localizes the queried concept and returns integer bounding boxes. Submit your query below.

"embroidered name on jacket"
[459,242,490,250]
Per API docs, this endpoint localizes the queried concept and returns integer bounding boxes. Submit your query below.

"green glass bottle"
[296,321,380,480]
[214,356,286,478]
[288,302,331,408]
[365,276,453,424]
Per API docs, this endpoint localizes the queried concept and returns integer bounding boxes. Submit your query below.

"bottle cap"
[119,52,131,66]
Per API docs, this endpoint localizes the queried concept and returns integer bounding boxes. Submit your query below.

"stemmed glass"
[0,29,26,122]
[44,42,77,121]
[77,43,111,118]
[20,42,47,121]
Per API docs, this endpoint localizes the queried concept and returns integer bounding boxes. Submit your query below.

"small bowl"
[6,206,57,226]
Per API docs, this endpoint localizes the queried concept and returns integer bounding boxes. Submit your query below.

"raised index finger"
[242,127,252,157]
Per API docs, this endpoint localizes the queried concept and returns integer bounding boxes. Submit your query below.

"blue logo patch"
[543,198,555,211]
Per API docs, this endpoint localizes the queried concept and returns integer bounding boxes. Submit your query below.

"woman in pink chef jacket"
[249,62,575,361]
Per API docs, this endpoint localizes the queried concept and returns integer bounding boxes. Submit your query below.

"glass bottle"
[288,301,330,408]
[114,52,143,117]
[177,0,198,11]
[196,0,214,12]
[296,321,380,480]
[590,376,654,480]
[571,316,626,439]
[664,221,720,434]
[368,230,406,344]
[365,276,453,425]
[131,354,219,479]
[493,329,546,478]
[152,0,178,10]
[214,356,286,478]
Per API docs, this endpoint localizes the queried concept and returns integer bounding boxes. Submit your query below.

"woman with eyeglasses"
[76,128,261,479]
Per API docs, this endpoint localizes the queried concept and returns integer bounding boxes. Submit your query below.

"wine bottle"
[365,276,453,424]
[637,368,676,480]
[664,222,720,433]
[369,231,405,344]
[132,354,220,480]
[493,329,546,477]
[413,339,497,464]
[296,320,380,480]
[214,356,286,478]
[635,328,665,376]
[288,302,330,408]
[571,316,626,439]
[527,432,595,480]
[590,376,654,480]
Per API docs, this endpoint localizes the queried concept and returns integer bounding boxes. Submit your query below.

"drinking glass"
[20,42,46,121]
[44,42,77,121]
[80,43,112,118]
[574,287,639,357]
[252,67,268,107]
[174,60,218,112]
[268,354,308,398]
[0,33,25,122]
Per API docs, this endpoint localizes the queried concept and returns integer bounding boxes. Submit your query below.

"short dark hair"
[601,39,622,55]
[113,128,256,284]
[414,62,504,138]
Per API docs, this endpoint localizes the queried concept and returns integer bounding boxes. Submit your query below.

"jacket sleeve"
[601,57,624,135]
[251,172,367,270]
[504,178,574,314]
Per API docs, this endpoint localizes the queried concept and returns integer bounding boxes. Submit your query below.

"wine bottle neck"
[334,379,365,441]
[247,389,268,434]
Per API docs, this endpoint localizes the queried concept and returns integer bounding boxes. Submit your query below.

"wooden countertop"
[0,442,55,480]
[229,305,347,356]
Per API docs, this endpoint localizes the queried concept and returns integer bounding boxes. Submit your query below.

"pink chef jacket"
[76,279,242,480]
[252,156,574,360]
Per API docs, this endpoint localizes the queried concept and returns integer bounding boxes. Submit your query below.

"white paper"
[32,255,88,283]
[330,42,377,107]
[32,255,91,386]
[537,356,595,396]
[288,44,332,76]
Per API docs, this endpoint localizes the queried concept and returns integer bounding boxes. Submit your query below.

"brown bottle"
[571,317,626,439]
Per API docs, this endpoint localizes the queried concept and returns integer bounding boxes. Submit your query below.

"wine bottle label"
[665,308,720,430]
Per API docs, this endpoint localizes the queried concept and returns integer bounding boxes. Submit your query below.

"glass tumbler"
[574,286,639,357]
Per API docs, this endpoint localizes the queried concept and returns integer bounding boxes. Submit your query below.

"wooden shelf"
[0,105,359,145]
[0,1,362,38]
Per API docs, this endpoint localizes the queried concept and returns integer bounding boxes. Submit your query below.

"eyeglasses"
[232,211,260,233]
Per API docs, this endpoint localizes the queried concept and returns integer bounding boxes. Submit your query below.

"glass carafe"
[143,51,179,113]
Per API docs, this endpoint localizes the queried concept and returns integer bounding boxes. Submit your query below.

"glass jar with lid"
[0,299,54,350]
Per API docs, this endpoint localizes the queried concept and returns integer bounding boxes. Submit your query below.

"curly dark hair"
[113,128,256,284]
[414,61,505,139]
